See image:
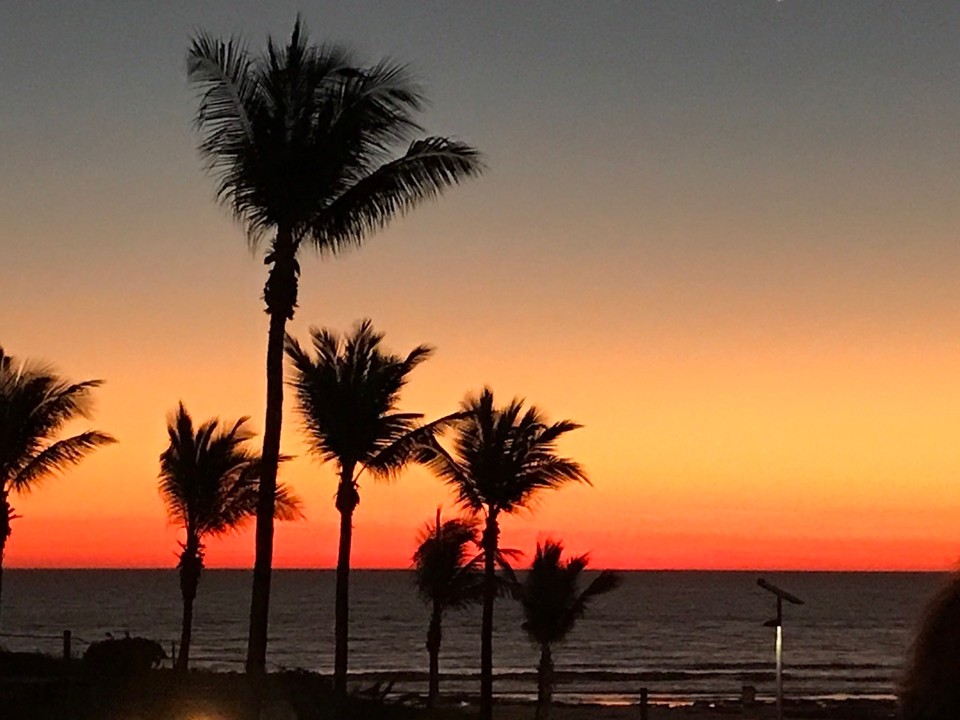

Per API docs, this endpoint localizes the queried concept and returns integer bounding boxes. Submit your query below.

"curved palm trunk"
[177,544,202,672]
[334,465,358,698]
[479,511,499,720]
[535,643,554,720]
[426,598,442,706]
[247,229,297,675]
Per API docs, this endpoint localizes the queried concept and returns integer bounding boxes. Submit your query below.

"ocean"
[0,570,942,704]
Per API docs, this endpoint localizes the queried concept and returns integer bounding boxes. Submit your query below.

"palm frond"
[11,431,116,493]
[273,482,305,522]
[580,570,623,603]
[414,435,479,510]
[187,30,269,240]
[364,411,464,482]
[0,349,112,494]
[309,138,483,253]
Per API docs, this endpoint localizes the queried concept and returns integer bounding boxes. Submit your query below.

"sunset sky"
[3,2,960,570]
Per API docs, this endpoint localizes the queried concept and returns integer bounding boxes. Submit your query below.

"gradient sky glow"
[3,1,960,570]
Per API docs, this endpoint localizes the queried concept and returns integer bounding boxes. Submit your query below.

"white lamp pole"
[758,579,804,720]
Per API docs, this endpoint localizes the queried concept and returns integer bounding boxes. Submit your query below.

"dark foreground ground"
[0,651,899,720]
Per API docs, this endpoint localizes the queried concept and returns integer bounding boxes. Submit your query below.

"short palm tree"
[0,347,115,621]
[187,18,482,673]
[415,388,589,720]
[413,510,484,706]
[159,403,302,671]
[286,319,448,696]
[519,541,621,720]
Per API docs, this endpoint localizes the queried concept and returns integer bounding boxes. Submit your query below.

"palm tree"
[0,347,115,621]
[186,18,482,674]
[286,319,449,696]
[415,388,589,720]
[519,541,621,720]
[158,403,302,671]
[413,510,484,706]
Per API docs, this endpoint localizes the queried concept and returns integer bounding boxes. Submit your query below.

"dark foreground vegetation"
[0,645,902,720]
[0,648,432,720]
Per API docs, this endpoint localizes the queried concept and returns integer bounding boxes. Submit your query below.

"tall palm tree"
[158,403,302,671]
[286,319,448,696]
[519,541,621,720]
[0,347,115,621]
[186,18,482,674]
[413,510,484,706]
[415,388,589,720]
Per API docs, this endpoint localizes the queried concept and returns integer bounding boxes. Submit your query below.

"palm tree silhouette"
[186,17,482,673]
[0,347,115,622]
[519,540,621,720]
[286,319,449,696]
[415,388,588,720]
[413,510,484,706]
[158,403,302,671]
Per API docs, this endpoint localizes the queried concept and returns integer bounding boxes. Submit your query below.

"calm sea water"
[0,570,943,703]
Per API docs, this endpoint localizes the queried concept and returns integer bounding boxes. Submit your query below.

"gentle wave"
[346,668,895,683]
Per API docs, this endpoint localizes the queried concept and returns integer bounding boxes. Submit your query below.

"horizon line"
[5,565,951,573]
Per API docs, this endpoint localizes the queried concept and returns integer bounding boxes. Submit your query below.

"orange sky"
[4,3,960,570]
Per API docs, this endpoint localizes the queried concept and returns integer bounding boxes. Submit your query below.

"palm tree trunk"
[0,494,11,628]
[0,538,5,630]
[535,643,554,720]
[334,467,358,698]
[247,228,297,675]
[177,592,196,671]
[479,511,499,720]
[177,553,201,672]
[427,599,442,706]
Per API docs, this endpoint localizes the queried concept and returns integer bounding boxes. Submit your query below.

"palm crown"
[188,17,482,259]
[520,540,621,647]
[158,403,300,544]
[0,347,115,496]
[417,388,589,517]
[413,513,484,610]
[285,319,436,477]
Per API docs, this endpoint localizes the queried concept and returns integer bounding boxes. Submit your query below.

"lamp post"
[757,578,804,720]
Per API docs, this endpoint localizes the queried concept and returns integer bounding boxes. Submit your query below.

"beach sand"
[472,699,898,720]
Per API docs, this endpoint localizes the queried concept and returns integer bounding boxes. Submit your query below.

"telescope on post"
[757,578,804,720]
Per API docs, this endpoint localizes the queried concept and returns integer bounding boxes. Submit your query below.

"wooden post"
[639,687,648,720]
[62,630,71,661]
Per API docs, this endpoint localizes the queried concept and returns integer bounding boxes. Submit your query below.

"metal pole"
[757,578,802,720]
[639,687,648,720]
[775,624,783,720]
[62,630,71,661]
[775,597,783,720]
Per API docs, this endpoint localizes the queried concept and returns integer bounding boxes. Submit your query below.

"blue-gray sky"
[3,2,960,568]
